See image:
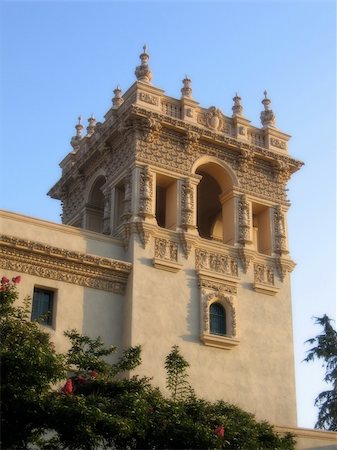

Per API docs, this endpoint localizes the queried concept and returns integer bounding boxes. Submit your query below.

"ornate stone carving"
[238,195,251,244]
[260,91,276,127]
[122,169,132,222]
[270,137,286,150]
[181,178,194,230]
[238,247,254,273]
[183,130,200,153]
[238,148,254,173]
[139,165,153,218]
[275,257,296,282]
[102,192,111,235]
[273,160,291,184]
[141,117,162,143]
[178,231,193,259]
[201,288,237,336]
[206,106,223,130]
[135,45,152,83]
[0,235,131,294]
[154,238,178,262]
[273,206,288,255]
[195,249,238,277]
[254,263,275,286]
[139,92,158,106]
[135,221,151,248]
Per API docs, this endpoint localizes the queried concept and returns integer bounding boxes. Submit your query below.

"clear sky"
[0,0,336,430]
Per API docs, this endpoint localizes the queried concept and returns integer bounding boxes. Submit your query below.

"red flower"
[62,378,73,395]
[12,276,21,284]
[90,370,98,379]
[77,374,86,384]
[215,425,225,438]
[1,276,10,285]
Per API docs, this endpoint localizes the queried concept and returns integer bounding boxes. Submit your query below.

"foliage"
[304,314,337,430]
[165,344,194,401]
[0,276,65,449]
[1,276,296,449]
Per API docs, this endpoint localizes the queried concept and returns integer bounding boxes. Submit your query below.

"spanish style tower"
[48,47,303,427]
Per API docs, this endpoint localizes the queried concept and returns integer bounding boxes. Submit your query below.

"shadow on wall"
[82,287,124,363]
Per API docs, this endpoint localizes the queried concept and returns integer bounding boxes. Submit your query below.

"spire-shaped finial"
[70,116,84,149]
[181,75,192,98]
[112,85,124,108]
[86,114,96,137]
[260,90,276,127]
[135,44,152,83]
[232,92,243,117]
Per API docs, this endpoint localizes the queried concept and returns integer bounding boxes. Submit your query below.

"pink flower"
[77,374,86,384]
[90,370,98,379]
[1,276,10,285]
[12,276,21,284]
[62,378,73,395]
[215,425,224,438]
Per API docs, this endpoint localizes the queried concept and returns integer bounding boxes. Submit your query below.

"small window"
[210,303,226,336]
[31,288,54,326]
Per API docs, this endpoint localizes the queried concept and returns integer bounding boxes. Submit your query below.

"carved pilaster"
[122,169,132,222]
[181,178,194,231]
[139,165,154,219]
[273,205,288,255]
[238,194,251,244]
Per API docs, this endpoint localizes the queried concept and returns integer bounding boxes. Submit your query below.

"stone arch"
[83,173,107,233]
[192,157,238,243]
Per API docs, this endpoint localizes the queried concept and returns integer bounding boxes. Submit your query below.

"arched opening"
[85,176,106,233]
[196,162,234,244]
[196,172,222,239]
[210,302,226,336]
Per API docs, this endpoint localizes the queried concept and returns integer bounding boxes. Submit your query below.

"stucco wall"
[127,233,297,427]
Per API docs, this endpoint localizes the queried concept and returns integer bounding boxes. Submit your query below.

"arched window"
[210,303,226,336]
[85,176,106,233]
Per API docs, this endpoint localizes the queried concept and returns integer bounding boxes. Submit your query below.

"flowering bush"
[1,277,295,450]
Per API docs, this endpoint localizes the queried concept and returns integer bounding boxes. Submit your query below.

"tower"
[46,46,303,427]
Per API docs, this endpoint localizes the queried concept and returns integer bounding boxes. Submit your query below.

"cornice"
[0,234,132,293]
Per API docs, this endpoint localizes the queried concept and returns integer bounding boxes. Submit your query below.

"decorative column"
[102,187,112,235]
[273,205,288,256]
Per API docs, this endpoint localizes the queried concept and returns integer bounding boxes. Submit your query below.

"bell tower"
[49,47,303,427]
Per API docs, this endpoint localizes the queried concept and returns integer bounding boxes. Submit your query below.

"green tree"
[165,344,194,401]
[0,276,65,449]
[304,315,337,430]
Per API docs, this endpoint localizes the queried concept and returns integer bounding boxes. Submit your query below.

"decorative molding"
[199,283,239,350]
[0,235,131,293]
[138,92,159,106]
[195,248,239,278]
[200,333,240,350]
[253,263,279,296]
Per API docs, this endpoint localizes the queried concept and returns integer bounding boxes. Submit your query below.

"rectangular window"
[31,288,54,326]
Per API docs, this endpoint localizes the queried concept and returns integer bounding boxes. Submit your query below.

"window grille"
[210,303,226,335]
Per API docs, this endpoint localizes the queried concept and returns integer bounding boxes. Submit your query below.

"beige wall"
[127,233,297,427]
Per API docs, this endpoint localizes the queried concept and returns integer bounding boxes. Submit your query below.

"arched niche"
[193,158,237,244]
[84,175,106,233]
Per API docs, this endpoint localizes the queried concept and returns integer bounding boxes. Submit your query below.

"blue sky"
[0,0,336,429]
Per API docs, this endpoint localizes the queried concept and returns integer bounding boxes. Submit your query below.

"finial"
[232,92,243,117]
[70,115,84,149]
[86,114,96,137]
[181,75,192,98]
[260,90,276,127]
[112,85,124,108]
[135,44,152,83]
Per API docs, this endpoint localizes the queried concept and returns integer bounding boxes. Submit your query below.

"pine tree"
[304,315,337,430]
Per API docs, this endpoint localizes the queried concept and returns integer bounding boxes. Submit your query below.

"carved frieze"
[0,235,131,294]
[254,263,275,286]
[138,92,159,106]
[154,238,178,262]
[195,249,238,277]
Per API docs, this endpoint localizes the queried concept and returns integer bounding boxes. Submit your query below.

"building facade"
[1,47,336,448]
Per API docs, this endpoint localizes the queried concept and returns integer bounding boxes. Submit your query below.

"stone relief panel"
[0,235,131,294]
[195,249,239,277]
[154,238,178,262]
[254,263,275,286]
